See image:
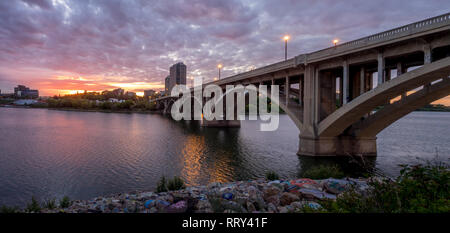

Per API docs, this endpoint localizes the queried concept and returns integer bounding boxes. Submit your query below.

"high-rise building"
[164,76,170,94]
[168,62,186,93]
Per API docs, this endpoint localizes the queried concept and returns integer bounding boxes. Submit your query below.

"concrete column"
[360,67,365,95]
[377,52,384,86]
[314,68,320,125]
[424,44,432,64]
[301,65,317,136]
[424,44,432,89]
[285,76,289,106]
[299,79,303,107]
[397,62,407,99]
[343,60,349,104]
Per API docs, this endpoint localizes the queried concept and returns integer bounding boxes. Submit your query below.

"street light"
[217,64,223,79]
[283,35,290,60]
[189,76,194,87]
[333,39,339,46]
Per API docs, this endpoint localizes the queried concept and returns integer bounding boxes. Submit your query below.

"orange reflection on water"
[180,134,234,186]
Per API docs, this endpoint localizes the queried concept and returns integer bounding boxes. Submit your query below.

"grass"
[156,176,168,193]
[265,171,280,181]
[43,198,57,209]
[301,164,345,179]
[0,205,20,213]
[167,176,185,191]
[25,196,41,213]
[59,196,71,208]
[156,176,185,192]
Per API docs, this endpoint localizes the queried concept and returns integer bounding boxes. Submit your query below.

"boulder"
[246,201,256,212]
[280,192,300,206]
[165,201,188,213]
[263,186,281,200]
[298,188,336,200]
[322,178,351,194]
[265,195,280,206]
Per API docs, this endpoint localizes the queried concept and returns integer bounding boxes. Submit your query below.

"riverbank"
[0,105,161,114]
[37,177,368,213]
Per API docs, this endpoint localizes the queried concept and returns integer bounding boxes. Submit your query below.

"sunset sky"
[0,0,449,104]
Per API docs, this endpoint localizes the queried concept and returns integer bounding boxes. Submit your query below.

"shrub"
[265,171,280,181]
[59,196,71,208]
[156,176,168,193]
[167,176,185,191]
[320,163,450,213]
[26,196,41,213]
[302,164,345,179]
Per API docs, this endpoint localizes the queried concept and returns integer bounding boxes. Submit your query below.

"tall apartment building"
[164,75,170,94]
[168,62,186,93]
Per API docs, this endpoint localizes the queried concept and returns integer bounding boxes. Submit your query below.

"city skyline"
[1,0,450,104]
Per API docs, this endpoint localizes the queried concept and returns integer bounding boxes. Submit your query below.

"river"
[0,107,449,207]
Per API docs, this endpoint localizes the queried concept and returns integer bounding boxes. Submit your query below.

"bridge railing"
[210,58,296,85]
[158,13,450,94]
[300,12,450,64]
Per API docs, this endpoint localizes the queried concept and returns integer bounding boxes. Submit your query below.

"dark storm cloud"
[0,0,449,95]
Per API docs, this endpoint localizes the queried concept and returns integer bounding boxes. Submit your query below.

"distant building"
[144,89,156,98]
[13,99,38,105]
[126,91,136,97]
[168,62,186,93]
[108,98,124,103]
[164,76,170,94]
[14,85,39,99]
[112,88,124,97]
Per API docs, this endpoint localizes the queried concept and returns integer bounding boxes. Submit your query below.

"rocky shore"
[41,177,369,213]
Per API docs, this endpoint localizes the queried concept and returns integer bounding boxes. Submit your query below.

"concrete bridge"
[153,13,450,156]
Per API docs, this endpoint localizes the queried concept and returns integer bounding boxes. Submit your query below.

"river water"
[0,107,449,207]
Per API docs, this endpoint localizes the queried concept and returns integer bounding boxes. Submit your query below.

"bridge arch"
[318,57,450,138]
[348,77,450,137]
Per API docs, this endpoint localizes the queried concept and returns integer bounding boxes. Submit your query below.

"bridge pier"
[298,135,377,157]
[201,119,241,127]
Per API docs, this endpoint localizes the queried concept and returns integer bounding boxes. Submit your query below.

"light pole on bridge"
[333,39,339,46]
[217,64,223,80]
[283,35,290,60]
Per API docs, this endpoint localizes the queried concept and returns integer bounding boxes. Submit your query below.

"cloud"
[0,0,449,99]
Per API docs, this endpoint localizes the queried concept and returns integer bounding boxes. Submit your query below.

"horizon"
[0,0,450,105]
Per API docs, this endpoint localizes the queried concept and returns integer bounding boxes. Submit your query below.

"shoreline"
[35,177,367,213]
[0,105,162,114]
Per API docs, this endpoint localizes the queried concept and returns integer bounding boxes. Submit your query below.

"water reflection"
[0,108,449,207]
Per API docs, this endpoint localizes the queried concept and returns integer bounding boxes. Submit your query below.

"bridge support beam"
[298,135,377,156]
[377,52,385,85]
[343,60,349,104]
